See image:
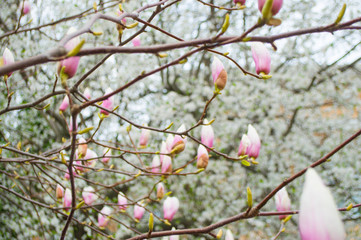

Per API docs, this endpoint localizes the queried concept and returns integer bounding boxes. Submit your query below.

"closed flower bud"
[166,135,174,153]
[56,184,64,199]
[59,95,69,112]
[82,186,98,205]
[251,42,271,75]
[98,206,112,228]
[197,145,209,169]
[84,149,98,169]
[63,188,72,211]
[102,149,111,164]
[238,134,250,156]
[234,0,246,5]
[239,124,261,159]
[258,0,283,16]
[299,168,346,240]
[132,36,141,47]
[64,167,77,180]
[225,229,234,240]
[57,27,80,79]
[171,124,187,154]
[211,56,227,91]
[19,1,31,15]
[157,183,165,199]
[1,48,15,77]
[134,203,145,221]
[118,192,128,210]
[160,141,168,164]
[151,155,161,173]
[139,127,151,147]
[275,187,291,219]
[84,88,91,99]
[161,155,172,174]
[68,117,78,134]
[201,119,214,149]
[163,197,179,221]
[100,88,114,115]
[78,138,87,157]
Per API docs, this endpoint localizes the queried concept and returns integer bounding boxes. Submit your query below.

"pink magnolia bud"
[211,56,227,91]
[151,155,161,173]
[74,160,84,172]
[19,1,31,15]
[1,48,15,77]
[251,42,271,75]
[102,149,111,164]
[139,127,151,147]
[118,192,128,211]
[63,188,72,211]
[157,183,165,199]
[82,186,98,205]
[275,187,291,219]
[56,184,64,199]
[163,197,179,221]
[299,168,346,240]
[160,141,168,164]
[84,88,91,100]
[78,138,87,158]
[132,36,141,47]
[197,145,209,169]
[57,27,80,79]
[68,117,78,134]
[161,155,172,174]
[59,95,69,112]
[64,167,77,180]
[238,134,251,156]
[84,149,98,169]
[234,0,246,4]
[100,88,114,115]
[134,203,145,221]
[166,135,174,153]
[171,124,187,154]
[98,206,112,228]
[246,124,261,159]
[258,0,283,16]
[201,119,214,149]
[225,229,234,240]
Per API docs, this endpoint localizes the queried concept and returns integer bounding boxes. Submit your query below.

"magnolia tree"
[0,0,361,239]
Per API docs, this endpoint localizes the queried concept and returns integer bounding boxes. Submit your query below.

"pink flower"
[238,125,261,159]
[163,197,179,221]
[98,206,112,228]
[132,36,141,47]
[197,145,209,169]
[102,149,111,164]
[251,42,271,75]
[19,1,31,15]
[139,128,151,147]
[64,167,77,180]
[201,119,214,149]
[59,95,69,112]
[134,203,145,221]
[68,117,78,134]
[151,155,161,173]
[84,88,91,100]
[118,192,127,211]
[82,186,98,205]
[166,135,174,153]
[225,229,234,240]
[57,27,80,79]
[84,149,98,169]
[275,187,291,219]
[63,188,72,211]
[258,0,283,16]
[56,184,64,199]
[234,0,246,4]
[211,56,227,90]
[77,138,87,158]
[171,124,187,154]
[157,183,165,199]
[161,155,172,174]
[159,141,168,164]
[1,48,15,77]
[100,88,114,115]
[299,168,346,240]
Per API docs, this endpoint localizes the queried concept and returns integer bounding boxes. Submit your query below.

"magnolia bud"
[57,27,80,79]
[98,206,112,228]
[78,138,87,157]
[102,149,111,164]
[157,183,165,199]
[151,155,161,173]
[139,127,151,147]
[118,192,128,210]
[56,184,64,199]
[84,149,98,169]
[201,119,214,149]
[59,95,69,112]
[84,87,91,99]
[238,134,251,156]
[170,124,187,154]
[258,0,283,16]
[161,155,172,174]
[234,0,246,4]
[275,187,291,219]
[19,1,31,15]
[132,36,141,47]
[160,141,168,164]
[211,56,227,91]
[251,42,271,75]
[134,203,145,221]
[246,124,261,159]
[299,168,346,240]
[100,88,114,115]
[163,197,179,221]
[82,186,98,205]
[63,188,72,211]
[166,135,174,153]
[197,145,209,169]
[225,229,234,240]
[1,48,15,77]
